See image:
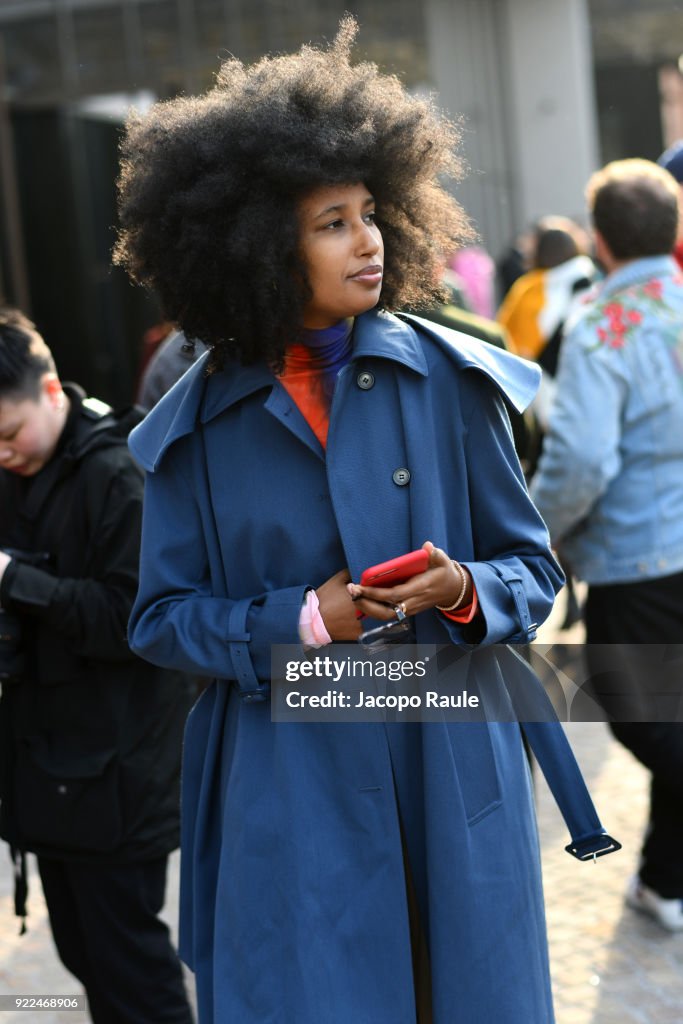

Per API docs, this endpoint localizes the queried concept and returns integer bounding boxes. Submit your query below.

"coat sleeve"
[128,450,308,688]
[449,374,564,645]
[0,459,143,662]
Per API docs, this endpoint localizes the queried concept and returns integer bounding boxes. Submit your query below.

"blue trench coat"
[129,310,566,1023]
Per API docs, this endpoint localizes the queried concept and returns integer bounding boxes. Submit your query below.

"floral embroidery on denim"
[586,278,670,351]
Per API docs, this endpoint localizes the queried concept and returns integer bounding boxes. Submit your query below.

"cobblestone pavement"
[535,601,683,1024]
[538,720,682,1024]
[1,608,681,1022]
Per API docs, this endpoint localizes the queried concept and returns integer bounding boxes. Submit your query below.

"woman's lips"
[349,265,383,285]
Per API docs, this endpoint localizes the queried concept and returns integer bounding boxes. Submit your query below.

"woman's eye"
[364,211,377,224]
[324,219,344,230]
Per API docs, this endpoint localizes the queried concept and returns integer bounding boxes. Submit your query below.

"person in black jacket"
[0,308,194,1023]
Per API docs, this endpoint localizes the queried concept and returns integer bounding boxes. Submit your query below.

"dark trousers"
[37,855,193,1024]
[585,570,683,897]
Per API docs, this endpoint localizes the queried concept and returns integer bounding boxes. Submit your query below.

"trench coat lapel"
[204,364,325,459]
[262,383,324,461]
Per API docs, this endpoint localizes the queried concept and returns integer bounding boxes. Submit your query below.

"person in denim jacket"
[532,158,683,931]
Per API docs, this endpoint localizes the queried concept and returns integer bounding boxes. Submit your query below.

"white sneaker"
[626,875,683,932]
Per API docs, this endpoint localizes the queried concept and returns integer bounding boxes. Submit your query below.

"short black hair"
[114,17,472,371]
[586,159,679,261]
[533,217,586,269]
[0,308,55,401]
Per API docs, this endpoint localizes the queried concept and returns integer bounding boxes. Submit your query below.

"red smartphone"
[360,549,430,588]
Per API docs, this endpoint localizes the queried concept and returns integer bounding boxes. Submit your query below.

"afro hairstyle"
[114,17,472,370]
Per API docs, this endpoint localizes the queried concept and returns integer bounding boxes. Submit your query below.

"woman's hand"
[346,541,472,621]
[316,568,363,641]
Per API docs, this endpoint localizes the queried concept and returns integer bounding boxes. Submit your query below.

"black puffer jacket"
[0,385,193,862]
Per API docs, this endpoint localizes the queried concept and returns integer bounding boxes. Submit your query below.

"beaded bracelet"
[436,560,468,612]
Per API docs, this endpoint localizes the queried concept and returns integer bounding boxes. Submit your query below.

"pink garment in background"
[449,246,496,320]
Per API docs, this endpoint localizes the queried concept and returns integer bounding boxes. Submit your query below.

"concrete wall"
[502,0,599,230]
[424,0,599,259]
[424,0,516,260]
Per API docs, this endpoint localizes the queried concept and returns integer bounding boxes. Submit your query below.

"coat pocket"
[15,736,122,853]
[436,648,503,825]
[448,722,502,825]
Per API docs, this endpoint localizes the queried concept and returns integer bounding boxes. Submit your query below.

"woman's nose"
[356,222,380,256]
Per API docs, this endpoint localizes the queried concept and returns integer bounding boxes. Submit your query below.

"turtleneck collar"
[278,319,354,449]
[297,318,354,365]
[281,318,354,396]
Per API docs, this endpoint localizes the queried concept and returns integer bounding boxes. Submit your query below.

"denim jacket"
[531,254,683,584]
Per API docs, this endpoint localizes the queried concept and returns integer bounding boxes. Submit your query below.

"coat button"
[392,467,411,486]
[357,371,375,390]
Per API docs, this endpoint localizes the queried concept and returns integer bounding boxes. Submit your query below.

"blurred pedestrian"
[447,245,496,319]
[496,228,534,302]
[531,159,683,931]
[499,217,598,627]
[114,17,616,1024]
[497,216,597,371]
[0,308,194,1020]
[657,139,683,269]
[137,329,206,411]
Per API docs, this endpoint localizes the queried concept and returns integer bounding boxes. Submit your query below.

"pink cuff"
[299,589,332,648]
[439,586,479,624]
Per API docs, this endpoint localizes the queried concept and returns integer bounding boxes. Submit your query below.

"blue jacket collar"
[129,308,538,472]
[600,254,677,297]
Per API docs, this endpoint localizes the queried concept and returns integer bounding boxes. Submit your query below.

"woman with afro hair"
[118,18,616,1024]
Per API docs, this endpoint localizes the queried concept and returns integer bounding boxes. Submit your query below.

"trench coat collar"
[128,354,275,472]
[351,309,429,376]
[349,309,541,413]
[129,309,539,472]
[395,311,540,415]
